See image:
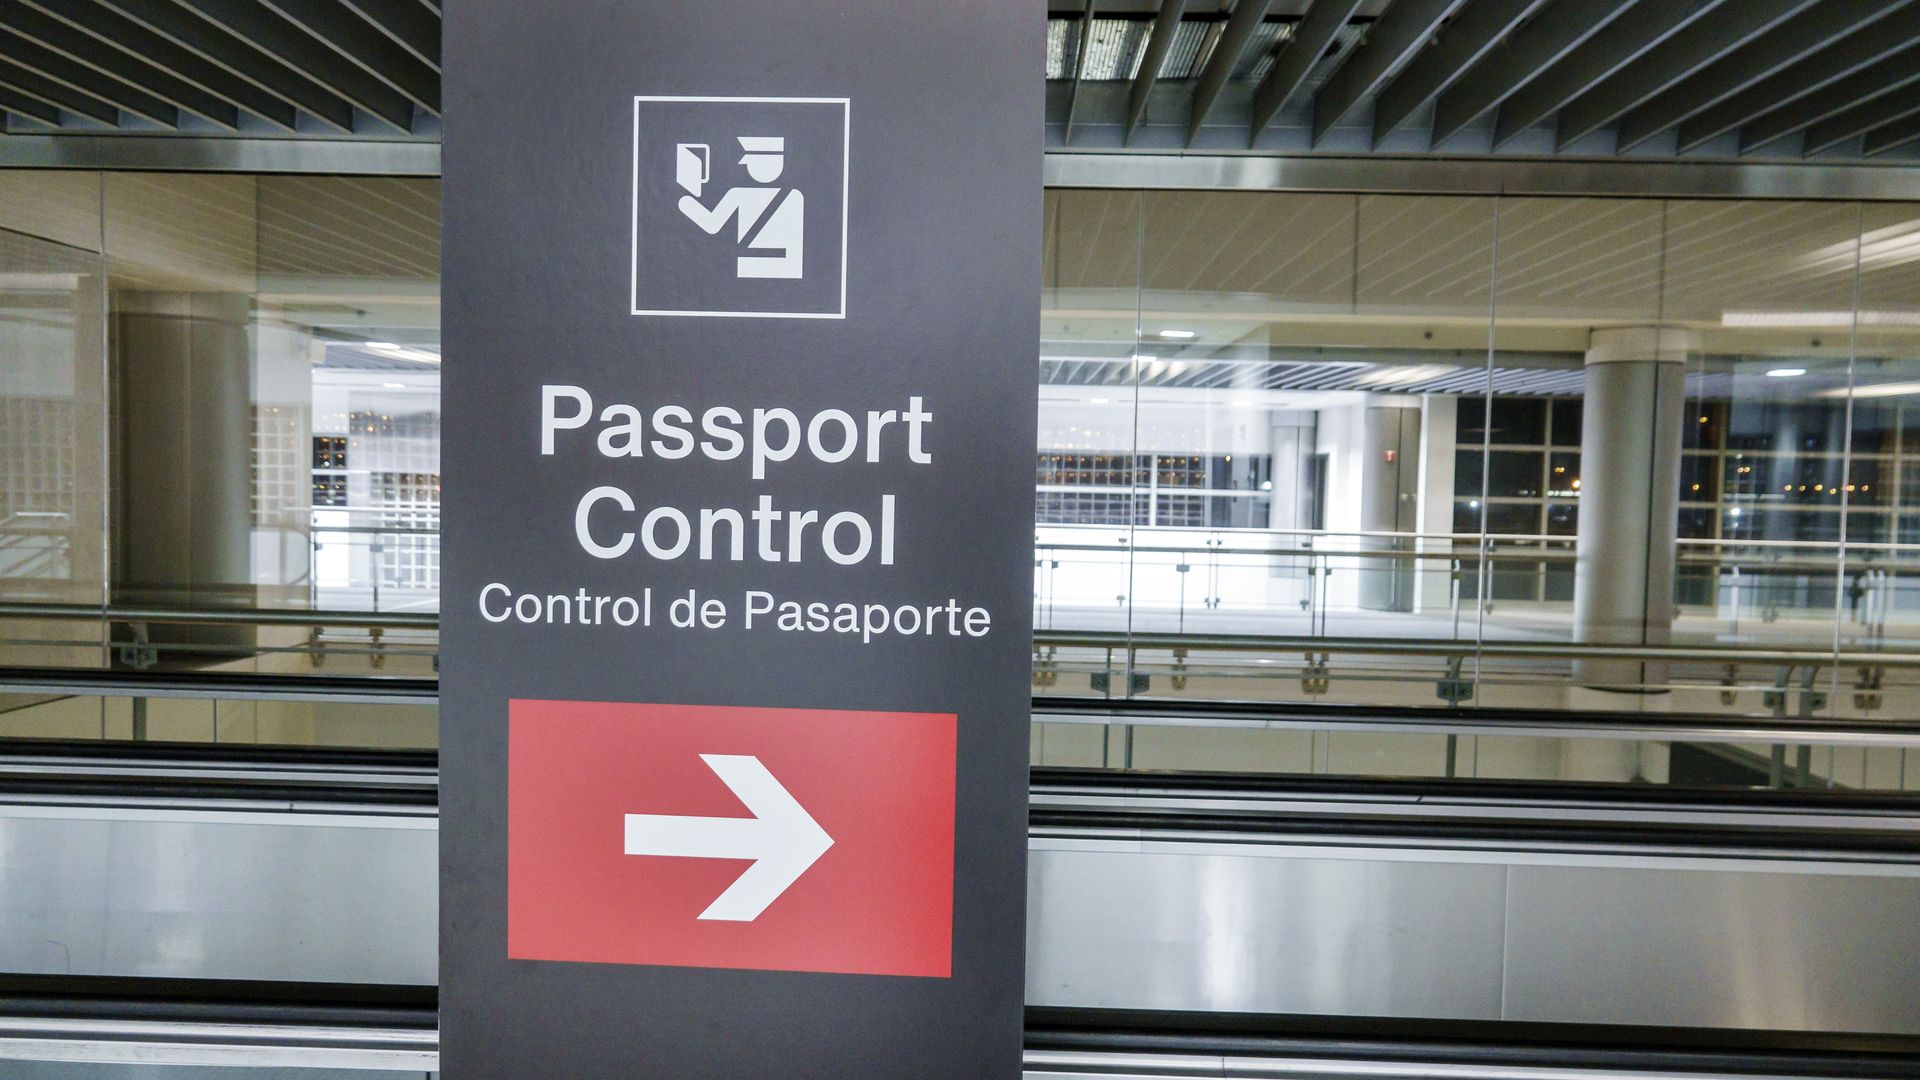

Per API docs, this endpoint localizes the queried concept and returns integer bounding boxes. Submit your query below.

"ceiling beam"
[338,0,439,72]
[1491,0,1724,149]
[1125,0,1185,144]
[170,0,415,131]
[258,0,439,114]
[1740,46,1920,153]
[1191,0,1272,141]
[1371,0,1551,142]
[23,0,296,130]
[0,55,115,125]
[1674,7,1920,152]
[1063,0,1098,143]
[1430,0,1637,147]
[0,29,173,125]
[95,0,354,132]
[1862,111,1920,157]
[1802,81,1920,156]
[1313,0,1468,143]
[1554,0,1818,149]
[0,83,59,125]
[1249,0,1363,139]
[1,2,238,128]
[1614,0,1916,152]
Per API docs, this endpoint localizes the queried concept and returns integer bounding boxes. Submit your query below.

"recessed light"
[1766,368,1807,378]
[1089,397,1112,404]
[1156,329,1196,340]
[383,382,406,389]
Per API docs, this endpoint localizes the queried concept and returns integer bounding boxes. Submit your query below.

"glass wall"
[0,172,440,745]
[3,170,1919,783]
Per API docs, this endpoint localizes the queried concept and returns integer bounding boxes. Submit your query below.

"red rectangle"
[508,699,956,977]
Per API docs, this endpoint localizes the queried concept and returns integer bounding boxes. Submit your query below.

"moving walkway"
[0,696,1915,1073]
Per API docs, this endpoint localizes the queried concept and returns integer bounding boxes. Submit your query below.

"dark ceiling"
[0,1,1915,164]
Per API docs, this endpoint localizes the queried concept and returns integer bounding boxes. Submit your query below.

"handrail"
[4,603,1919,668]
[0,602,436,630]
[1032,697,1920,748]
[0,666,434,705]
[1038,540,1908,572]
[1032,629,1920,668]
[5,666,1919,748]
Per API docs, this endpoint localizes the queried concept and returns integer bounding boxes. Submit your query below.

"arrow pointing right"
[623,753,835,922]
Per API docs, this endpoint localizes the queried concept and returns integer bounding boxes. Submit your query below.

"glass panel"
[1484,198,1664,698]
[1847,200,1920,723]
[9,167,1920,761]
[1115,191,1498,670]
[0,173,107,671]
[1038,188,1142,662]
[102,174,442,683]
[1672,199,1862,698]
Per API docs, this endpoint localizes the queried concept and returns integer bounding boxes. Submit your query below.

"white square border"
[629,95,850,320]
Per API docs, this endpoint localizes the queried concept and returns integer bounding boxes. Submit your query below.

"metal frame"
[1041,151,1920,199]
[0,132,438,171]
[3,135,1918,204]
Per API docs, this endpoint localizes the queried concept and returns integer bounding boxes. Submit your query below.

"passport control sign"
[440,2,1038,1078]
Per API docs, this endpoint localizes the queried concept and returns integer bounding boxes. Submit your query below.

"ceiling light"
[1089,397,1112,404]
[383,382,406,389]
[1356,364,1457,386]
[1817,381,1920,399]
[1156,329,1196,340]
[1723,310,1920,328]
[358,341,441,365]
[1766,368,1807,378]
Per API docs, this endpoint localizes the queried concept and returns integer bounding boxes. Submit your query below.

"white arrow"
[622,754,834,922]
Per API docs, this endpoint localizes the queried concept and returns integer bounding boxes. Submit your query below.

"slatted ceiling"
[0,0,440,136]
[1042,0,1920,159]
[1859,205,1920,306]
[1044,188,1145,290]
[101,172,260,289]
[1356,196,1495,309]
[256,176,440,278]
[1139,190,1356,296]
[1082,17,1151,79]
[1052,191,1920,340]
[1035,352,1597,394]
[1036,352,1895,399]
[1156,17,1212,77]
[321,342,439,370]
[1661,200,1861,314]
[0,2,1914,163]
[1227,18,1291,80]
[1046,17,1077,78]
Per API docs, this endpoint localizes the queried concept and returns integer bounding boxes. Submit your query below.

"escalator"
[0,717,1915,1073]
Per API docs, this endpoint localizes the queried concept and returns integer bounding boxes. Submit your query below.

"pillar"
[1358,403,1420,612]
[112,290,257,661]
[1572,327,1690,689]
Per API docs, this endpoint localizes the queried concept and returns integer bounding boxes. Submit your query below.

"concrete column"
[112,290,257,660]
[1572,327,1691,689]
[1358,404,1420,612]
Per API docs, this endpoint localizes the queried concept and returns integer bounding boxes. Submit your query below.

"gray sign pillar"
[440,3,1039,1078]
[1571,328,1690,690]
